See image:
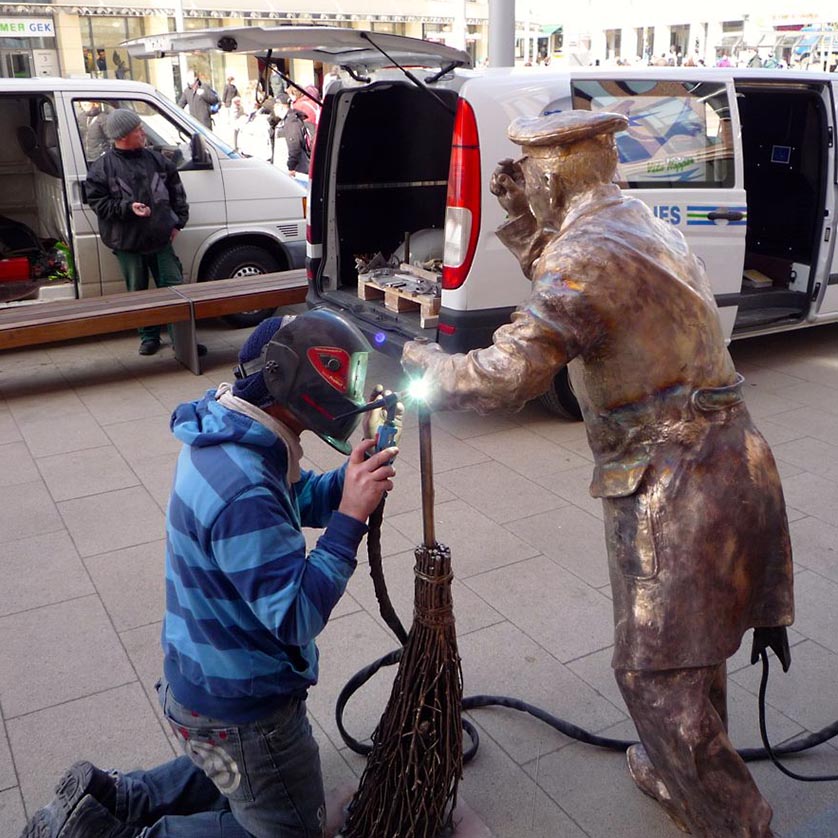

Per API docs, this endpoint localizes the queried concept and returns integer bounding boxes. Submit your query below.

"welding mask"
[235,309,371,453]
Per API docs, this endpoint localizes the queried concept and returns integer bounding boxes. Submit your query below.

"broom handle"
[418,404,435,545]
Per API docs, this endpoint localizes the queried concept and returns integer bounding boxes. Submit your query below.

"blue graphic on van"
[686,206,747,226]
[653,205,682,225]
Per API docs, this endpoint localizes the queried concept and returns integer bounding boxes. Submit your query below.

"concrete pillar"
[143,15,176,101]
[488,0,515,67]
[621,27,635,61]
[652,25,670,63]
[706,20,723,65]
[54,12,85,78]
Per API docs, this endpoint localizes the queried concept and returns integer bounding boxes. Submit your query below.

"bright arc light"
[406,377,430,403]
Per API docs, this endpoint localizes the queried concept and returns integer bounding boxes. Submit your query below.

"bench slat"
[179,271,307,319]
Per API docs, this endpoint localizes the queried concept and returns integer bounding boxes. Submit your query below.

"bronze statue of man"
[402,110,794,837]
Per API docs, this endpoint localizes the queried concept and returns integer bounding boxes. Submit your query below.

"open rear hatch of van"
[124,27,470,353]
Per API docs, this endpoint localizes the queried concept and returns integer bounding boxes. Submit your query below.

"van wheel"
[202,245,284,328]
[537,367,582,421]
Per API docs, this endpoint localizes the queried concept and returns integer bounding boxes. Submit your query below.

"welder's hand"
[339,439,397,522]
[361,384,404,449]
[490,158,528,217]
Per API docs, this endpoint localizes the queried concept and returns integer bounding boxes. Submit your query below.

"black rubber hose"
[335,647,838,775]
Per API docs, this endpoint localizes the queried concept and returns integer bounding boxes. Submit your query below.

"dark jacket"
[85,147,189,255]
[281,108,310,174]
[84,108,109,160]
[177,82,219,129]
[222,82,239,107]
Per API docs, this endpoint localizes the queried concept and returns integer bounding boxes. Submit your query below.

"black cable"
[750,649,838,781]
[340,508,838,781]
[336,646,838,779]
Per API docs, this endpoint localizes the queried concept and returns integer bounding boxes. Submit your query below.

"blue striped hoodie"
[163,390,367,723]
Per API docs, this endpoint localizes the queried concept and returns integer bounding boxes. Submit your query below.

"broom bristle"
[341,542,463,838]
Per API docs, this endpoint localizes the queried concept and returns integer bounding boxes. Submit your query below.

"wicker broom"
[341,404,463,838]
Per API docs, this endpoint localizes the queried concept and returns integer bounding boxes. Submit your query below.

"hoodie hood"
[171,389,280,450]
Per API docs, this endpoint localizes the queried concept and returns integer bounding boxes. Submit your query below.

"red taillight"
[442,99,481,291]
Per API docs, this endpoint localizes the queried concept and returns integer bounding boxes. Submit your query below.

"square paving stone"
[467,427,590,479]
[19,411,111,458]
[433,409,520,440]
[773,472,838,526]
[346,548,502,640]
[74,375,169,426]
[0,788,25,838]
[533,463,604,521]
[0,530,92,617]
[786,571,838,654]
[0,721,15,791]
[37,445,139,501]
[0,441,39,487]
[386,499,541,579]
[306,610,397,752]
[773,435,838,482]
[457,721,587,838]
[85,540,167,631]
[525,719,679,838]
[459,621,626,765]
[393,424,490,474]
[0,409,21,445]
[59,485,165,557]
[0,595,135,717]
[789,516,838,582]
[442,461,569,525]
[7,683,175,816]
[731,640,838,733]
[120,622,170,737]
[465,555,614,664]
[506,505,610,588]
[131,453,178,511]
[103,415,182,467]
[0,480,63,542]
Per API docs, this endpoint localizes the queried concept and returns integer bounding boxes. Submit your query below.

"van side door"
[571,77,745,340]
[816,81,838,319]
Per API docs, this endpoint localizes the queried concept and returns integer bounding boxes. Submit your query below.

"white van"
[0,77,306,327]
[128,29,838,411]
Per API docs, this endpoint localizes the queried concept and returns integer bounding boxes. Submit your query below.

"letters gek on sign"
[0,19,55,37]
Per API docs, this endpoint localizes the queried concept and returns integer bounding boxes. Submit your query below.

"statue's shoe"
[626,744,691,834]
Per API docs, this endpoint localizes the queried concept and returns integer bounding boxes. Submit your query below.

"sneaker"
[138,340,160,356]
[56,795,139,838]
[19,762,117,838]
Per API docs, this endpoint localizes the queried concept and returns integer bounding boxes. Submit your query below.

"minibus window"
[571,80,734,189]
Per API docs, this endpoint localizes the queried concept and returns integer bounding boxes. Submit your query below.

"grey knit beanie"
[104,109,142,140]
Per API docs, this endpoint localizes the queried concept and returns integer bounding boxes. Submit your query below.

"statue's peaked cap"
[508,111,628,149]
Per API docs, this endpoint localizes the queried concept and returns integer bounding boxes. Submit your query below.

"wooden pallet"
[358,277,440,328]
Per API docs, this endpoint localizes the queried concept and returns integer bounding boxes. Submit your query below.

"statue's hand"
[490,159,529,217]
[401,339,443,376]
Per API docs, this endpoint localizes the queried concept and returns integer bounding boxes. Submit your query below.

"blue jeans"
[116,679,326,837]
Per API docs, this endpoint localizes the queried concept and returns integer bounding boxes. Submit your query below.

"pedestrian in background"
[222,75,239,125]
[178,71,218,130]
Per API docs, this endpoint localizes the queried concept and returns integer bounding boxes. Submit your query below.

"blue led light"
[373,332,387,346]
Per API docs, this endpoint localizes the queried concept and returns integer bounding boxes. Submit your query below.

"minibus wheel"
[202,244,283,328]
[537,367,582,421]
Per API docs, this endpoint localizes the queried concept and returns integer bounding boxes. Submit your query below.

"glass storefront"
[79,16,149,84]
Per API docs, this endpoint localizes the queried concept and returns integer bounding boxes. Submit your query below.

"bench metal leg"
[171,318,200,375]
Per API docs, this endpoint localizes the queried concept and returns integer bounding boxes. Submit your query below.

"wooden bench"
[0,269,307,374]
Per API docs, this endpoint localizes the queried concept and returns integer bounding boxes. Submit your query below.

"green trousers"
[115,243,183,343]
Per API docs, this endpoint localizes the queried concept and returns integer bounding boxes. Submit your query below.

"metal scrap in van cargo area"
[355,251,441,298]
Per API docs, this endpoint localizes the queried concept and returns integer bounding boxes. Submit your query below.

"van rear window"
[571,80,734,189]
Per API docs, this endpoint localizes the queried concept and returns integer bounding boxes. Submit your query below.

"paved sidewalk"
[1,316,837,837]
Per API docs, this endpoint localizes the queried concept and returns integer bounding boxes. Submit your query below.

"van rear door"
[123,26,472,70]
[571,75,746,340]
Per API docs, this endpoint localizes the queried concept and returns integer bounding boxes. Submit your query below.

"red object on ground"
[0,257,30,282]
